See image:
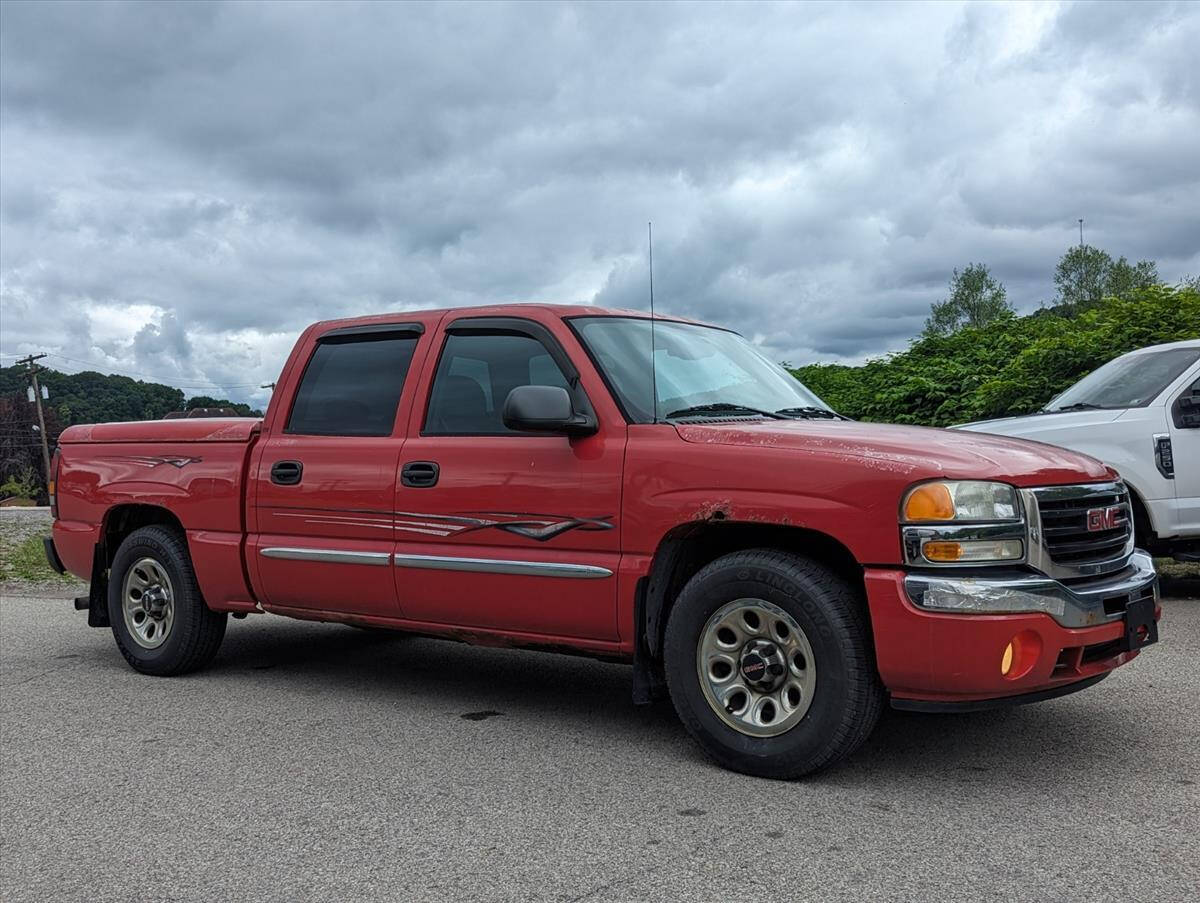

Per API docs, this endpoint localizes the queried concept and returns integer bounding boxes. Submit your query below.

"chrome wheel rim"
[697,598,817,737]
[122,557,175,650]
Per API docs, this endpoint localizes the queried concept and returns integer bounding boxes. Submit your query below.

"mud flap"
[632,577,668,705]
[86,543,110,628]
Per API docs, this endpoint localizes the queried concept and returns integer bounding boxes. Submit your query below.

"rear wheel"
[107,526,226,676]
[664,549,883,779]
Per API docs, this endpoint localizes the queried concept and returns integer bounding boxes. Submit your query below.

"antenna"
[648,221,658,424]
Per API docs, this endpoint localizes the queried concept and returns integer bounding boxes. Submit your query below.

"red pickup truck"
[45,304,1161,777]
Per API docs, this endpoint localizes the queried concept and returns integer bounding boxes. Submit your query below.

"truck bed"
[53,417,263,614]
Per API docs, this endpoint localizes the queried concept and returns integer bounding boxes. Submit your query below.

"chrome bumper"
[904,550,1158,629]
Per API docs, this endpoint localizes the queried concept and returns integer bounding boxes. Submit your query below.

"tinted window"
[425,333,571,434]
[286,334,418,436]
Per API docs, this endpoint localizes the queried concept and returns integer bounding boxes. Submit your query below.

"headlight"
[901,481,1025,566]
[902,481,1020,523]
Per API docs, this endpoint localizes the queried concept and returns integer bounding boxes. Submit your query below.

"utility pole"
[16,353,53,493]
[1079,218,1084,247]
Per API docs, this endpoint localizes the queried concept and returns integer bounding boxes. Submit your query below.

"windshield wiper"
[1047,402,1103,413]
[775,406,847,420]
[665,403,788,420]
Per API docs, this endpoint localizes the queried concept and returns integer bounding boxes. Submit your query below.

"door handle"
[401,461,439,488]
[270,460,303,485]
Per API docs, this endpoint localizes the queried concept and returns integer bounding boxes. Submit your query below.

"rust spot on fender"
[695,499,732,521]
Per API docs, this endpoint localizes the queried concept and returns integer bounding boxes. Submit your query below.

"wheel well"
[99,504,186,567]
[640,521,866,662]
[1125,485,1160,554]
[79,505,186,630]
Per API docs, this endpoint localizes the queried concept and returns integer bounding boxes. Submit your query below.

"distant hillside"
[790,285,1200,426]
[0,366,261,426]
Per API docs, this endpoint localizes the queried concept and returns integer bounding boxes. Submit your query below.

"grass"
[1155,557,1200,579]
[0,532,80,584]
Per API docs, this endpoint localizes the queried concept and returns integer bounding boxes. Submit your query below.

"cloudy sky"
[2,0,1198,407]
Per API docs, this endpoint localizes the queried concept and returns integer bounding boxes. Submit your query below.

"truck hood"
[674,418,1111,487]
[954,408,1125,440]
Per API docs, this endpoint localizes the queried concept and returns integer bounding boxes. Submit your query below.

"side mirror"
[1173,391,1200,429]
[502,385,596,435]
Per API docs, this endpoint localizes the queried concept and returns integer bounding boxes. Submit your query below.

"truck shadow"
[199,615,1149,788]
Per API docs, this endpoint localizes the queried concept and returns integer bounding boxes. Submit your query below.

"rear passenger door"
[250,320,433,617]
[394,316,625,641]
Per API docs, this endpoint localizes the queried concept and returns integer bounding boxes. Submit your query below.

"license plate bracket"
[1122,596,1158,653]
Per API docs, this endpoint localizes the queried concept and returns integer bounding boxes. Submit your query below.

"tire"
[663,548,884,779]
[107,525,227,676]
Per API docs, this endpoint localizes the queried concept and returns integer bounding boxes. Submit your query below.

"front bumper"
[903,550,1158,629]
[865,557,1160,706]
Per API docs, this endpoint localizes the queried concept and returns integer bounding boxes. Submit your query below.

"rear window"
[286,334,418,436]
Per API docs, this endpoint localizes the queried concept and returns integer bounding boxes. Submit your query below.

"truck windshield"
[1046,346,1200,412]
[571,316,837,423]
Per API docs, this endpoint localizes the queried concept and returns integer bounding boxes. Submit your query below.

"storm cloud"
[2,0,1198,406]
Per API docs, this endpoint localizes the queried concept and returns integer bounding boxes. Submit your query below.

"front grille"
[1035,485,1132,566]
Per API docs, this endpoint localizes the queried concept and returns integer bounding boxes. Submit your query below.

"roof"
[1121,338,1200,355]
[308,302,720,333]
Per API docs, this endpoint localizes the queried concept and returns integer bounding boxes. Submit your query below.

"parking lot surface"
[2,583,1198,903]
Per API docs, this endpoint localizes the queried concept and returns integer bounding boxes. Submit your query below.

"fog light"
[922,539,1023,563]
[1001,630,1043,681]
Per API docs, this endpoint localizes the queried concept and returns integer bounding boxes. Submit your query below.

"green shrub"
[793,286,1200,426]
[0,468,39,501]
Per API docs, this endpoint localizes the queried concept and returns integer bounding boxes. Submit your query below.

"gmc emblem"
[1086,505,1125,532]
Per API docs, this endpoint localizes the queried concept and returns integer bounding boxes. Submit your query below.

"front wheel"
[107,526,226,676]
[663,549,884,779]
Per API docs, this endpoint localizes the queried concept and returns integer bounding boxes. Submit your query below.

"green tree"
[184,395,262,417]
[923,263,1013,336]
[1105,256,1159,299]
[1052,245,1159,314]
[1053,245,1112,314]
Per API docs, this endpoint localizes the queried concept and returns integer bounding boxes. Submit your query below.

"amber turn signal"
[923,541,963,562]
[921,538,1023,563]
[904,483,955,521]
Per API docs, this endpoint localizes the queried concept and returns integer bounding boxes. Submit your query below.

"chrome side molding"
[260,546,613,578]
[260,547,391,566]
[393,554,612,579]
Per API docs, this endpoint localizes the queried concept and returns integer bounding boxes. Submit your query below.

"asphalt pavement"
[2,584,1197,902]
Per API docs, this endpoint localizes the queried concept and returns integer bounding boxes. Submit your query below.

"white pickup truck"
[959,339,1200,560]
